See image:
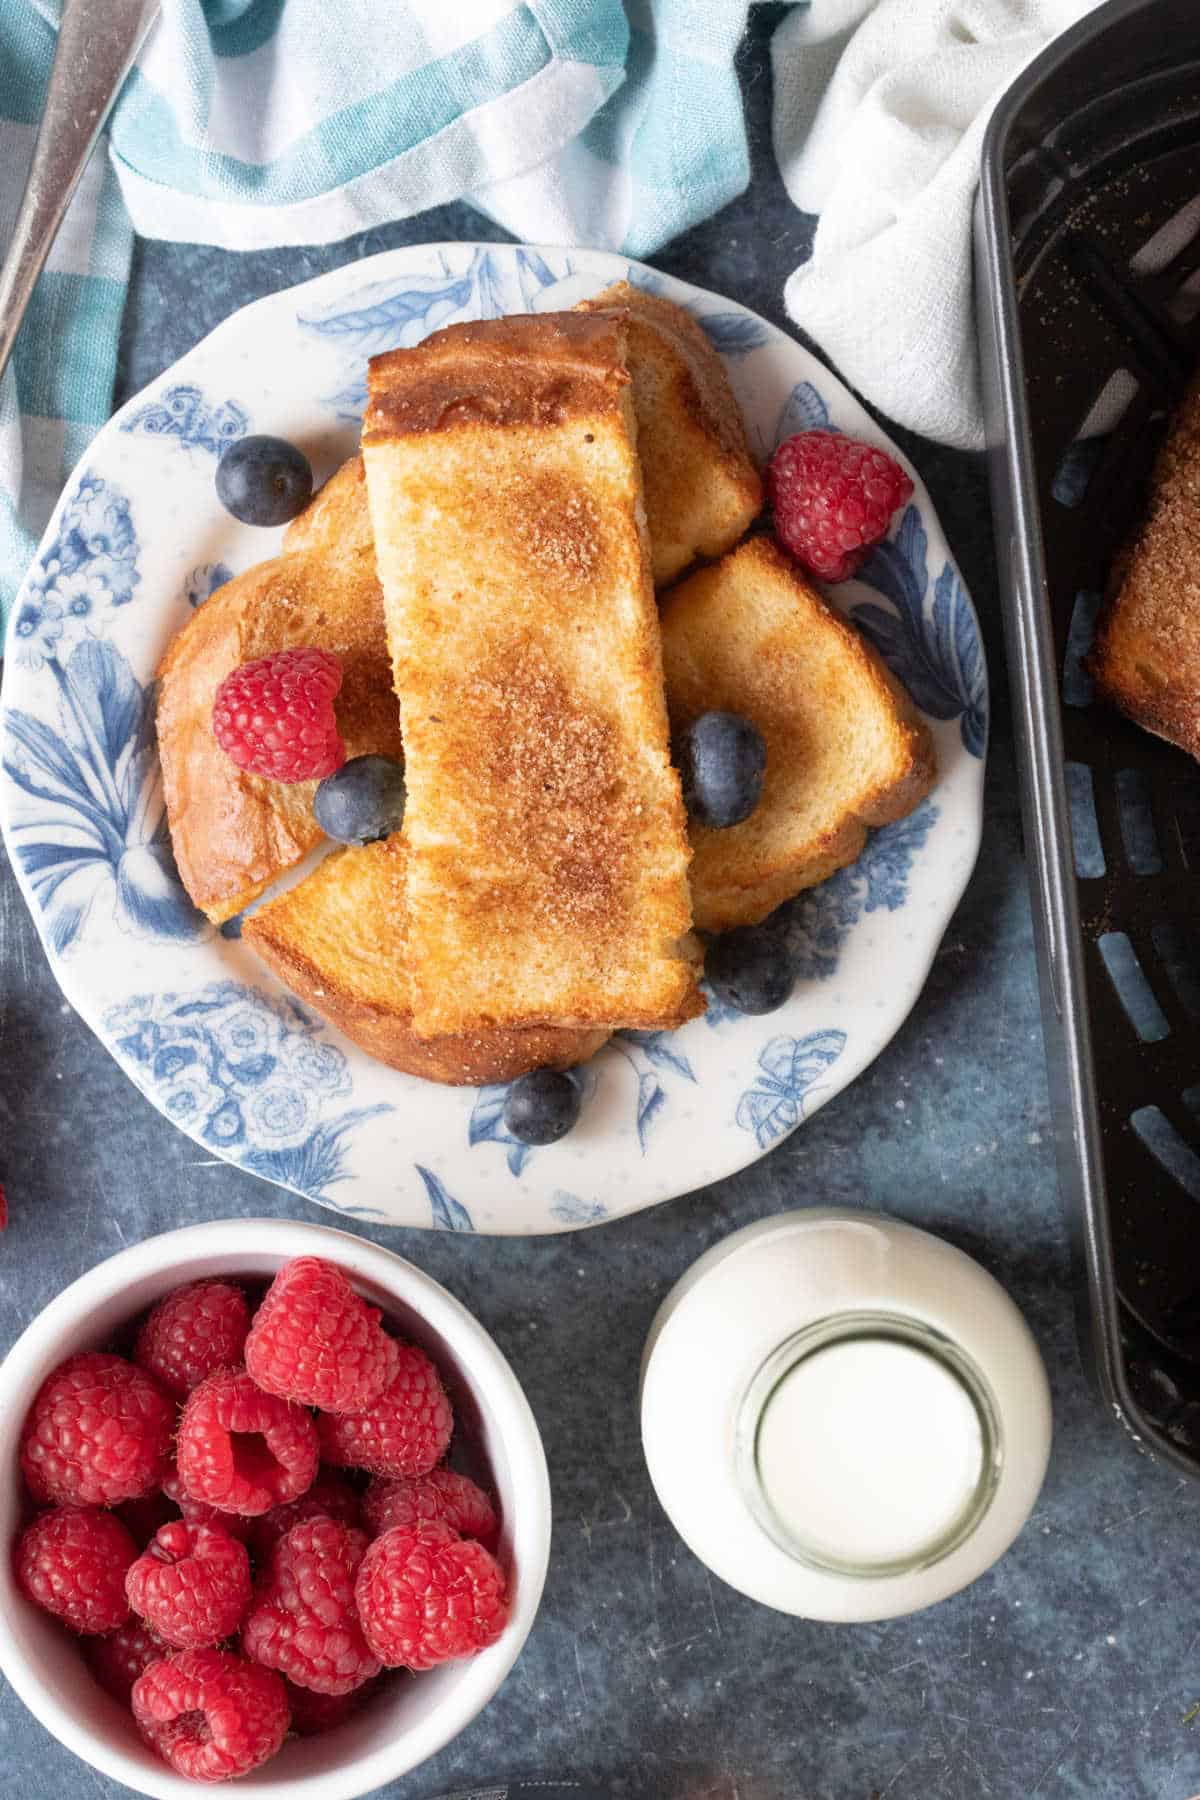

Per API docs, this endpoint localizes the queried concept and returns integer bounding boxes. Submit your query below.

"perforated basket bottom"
[1004,32,1200,1456]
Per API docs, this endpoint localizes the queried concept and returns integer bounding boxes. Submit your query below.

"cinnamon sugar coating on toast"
[1091,375,1200,758]
[362,312,701,1037]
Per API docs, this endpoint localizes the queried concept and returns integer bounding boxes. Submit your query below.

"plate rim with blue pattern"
[0,243,986,1234]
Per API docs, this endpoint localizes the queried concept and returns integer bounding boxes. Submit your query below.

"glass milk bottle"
[640,1211,1052,1622]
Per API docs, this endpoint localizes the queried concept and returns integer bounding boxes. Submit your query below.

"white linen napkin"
[770,0,1100,450]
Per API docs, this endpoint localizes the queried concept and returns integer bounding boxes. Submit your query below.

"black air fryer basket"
[976,0,1200,1475]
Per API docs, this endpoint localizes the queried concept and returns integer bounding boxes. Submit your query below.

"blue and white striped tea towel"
[0,0,751,628]
[0,5,132,643]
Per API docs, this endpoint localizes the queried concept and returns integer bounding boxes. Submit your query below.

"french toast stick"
[243,836,609,1083]
[577,280,763,585]
[361,312,702,1038]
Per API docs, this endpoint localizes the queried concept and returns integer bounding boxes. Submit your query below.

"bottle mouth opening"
[734,1311,1004,1580]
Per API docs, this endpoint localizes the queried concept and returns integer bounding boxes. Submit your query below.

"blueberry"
[503,1069,582,1146]
[215,435,313,526]
[705,925,793,1015]
[677,710,766,828]
[313,755,406,846]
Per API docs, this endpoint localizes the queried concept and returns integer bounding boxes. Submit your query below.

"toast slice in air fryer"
[1091,374,1200,760]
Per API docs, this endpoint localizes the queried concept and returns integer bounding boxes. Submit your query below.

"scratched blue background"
[3,12,1200,1800]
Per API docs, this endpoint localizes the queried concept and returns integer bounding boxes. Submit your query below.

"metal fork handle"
[0,0,158,384]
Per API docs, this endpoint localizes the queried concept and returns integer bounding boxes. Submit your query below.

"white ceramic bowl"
[0,1219,551,1799]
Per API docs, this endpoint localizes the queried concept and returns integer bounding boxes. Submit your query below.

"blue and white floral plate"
[0,245,986,1234]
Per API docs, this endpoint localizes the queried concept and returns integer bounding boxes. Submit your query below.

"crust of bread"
[362,312,702,1037]
[576,280,763,585]
[1090,376,1200,759]
[156,286,765,933]
[155,458,399,923]
[660,536,937,931]
[243,837,608,1084]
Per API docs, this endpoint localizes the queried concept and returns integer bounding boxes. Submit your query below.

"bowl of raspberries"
[0,1219,551,1798]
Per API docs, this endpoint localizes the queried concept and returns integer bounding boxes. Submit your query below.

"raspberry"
[248,1467,363,1561]
[242,1517,379,1695]
[20,1352,174,1506]
[135,1280,250,1400]
[16,1506,136,1635]
[363,1468,498,1552]
[87,1618,169,1703]
[245,1256,398,1413]
[212,648,345,783]
[176,1367,319,1517]
[163,1465,253,1543]
[355,1520,508,1671]
[117,1489,182,1548]
[316,1342,453,1479]
[126,1519,252,1650]
[284,1675,378,1736]
[133,1647,289,1781]
[768,430,913,582]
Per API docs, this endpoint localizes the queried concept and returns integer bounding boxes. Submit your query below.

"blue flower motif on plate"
[774,379,836,444]
[550,1191,608,1227]
[618,1028,697,1084]
[12,593,63,668]
[184,563,233,608]
[625,263,666,297]
[18,475,140,665]
[699,979,745,1030]
[468,1034,699,1174]
[468,1061,607,1177]
[120,384,250,457]
[104,982,389,1211]
[215,1004,272,1065]
[468,1083,535,1178]
[622,262,769,356]
[612,1032,697,1153]
[853,506,987,758]
[736,1030,847,1150]
[701,801,939,1025]
[298,246,571,419]
[781,799,940,986]
[415,1165,474,1232]
[3,639,205,953]
[280,1033,354,1096]
[697,312,770,356]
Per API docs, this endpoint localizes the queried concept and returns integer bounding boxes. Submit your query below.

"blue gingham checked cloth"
[0,0,752,629]
[0,0,1098,631]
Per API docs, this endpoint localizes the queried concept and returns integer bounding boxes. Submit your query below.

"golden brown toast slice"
[660,536,937,932]
[156,458,399,924]
[243,836,609,1084]
[157,280,763,931]
[576,280,762,585]
[1091,376,1200,758]
[362,311,702,1038]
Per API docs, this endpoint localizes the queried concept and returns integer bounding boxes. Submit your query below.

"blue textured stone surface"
[3,15,1200,1800]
